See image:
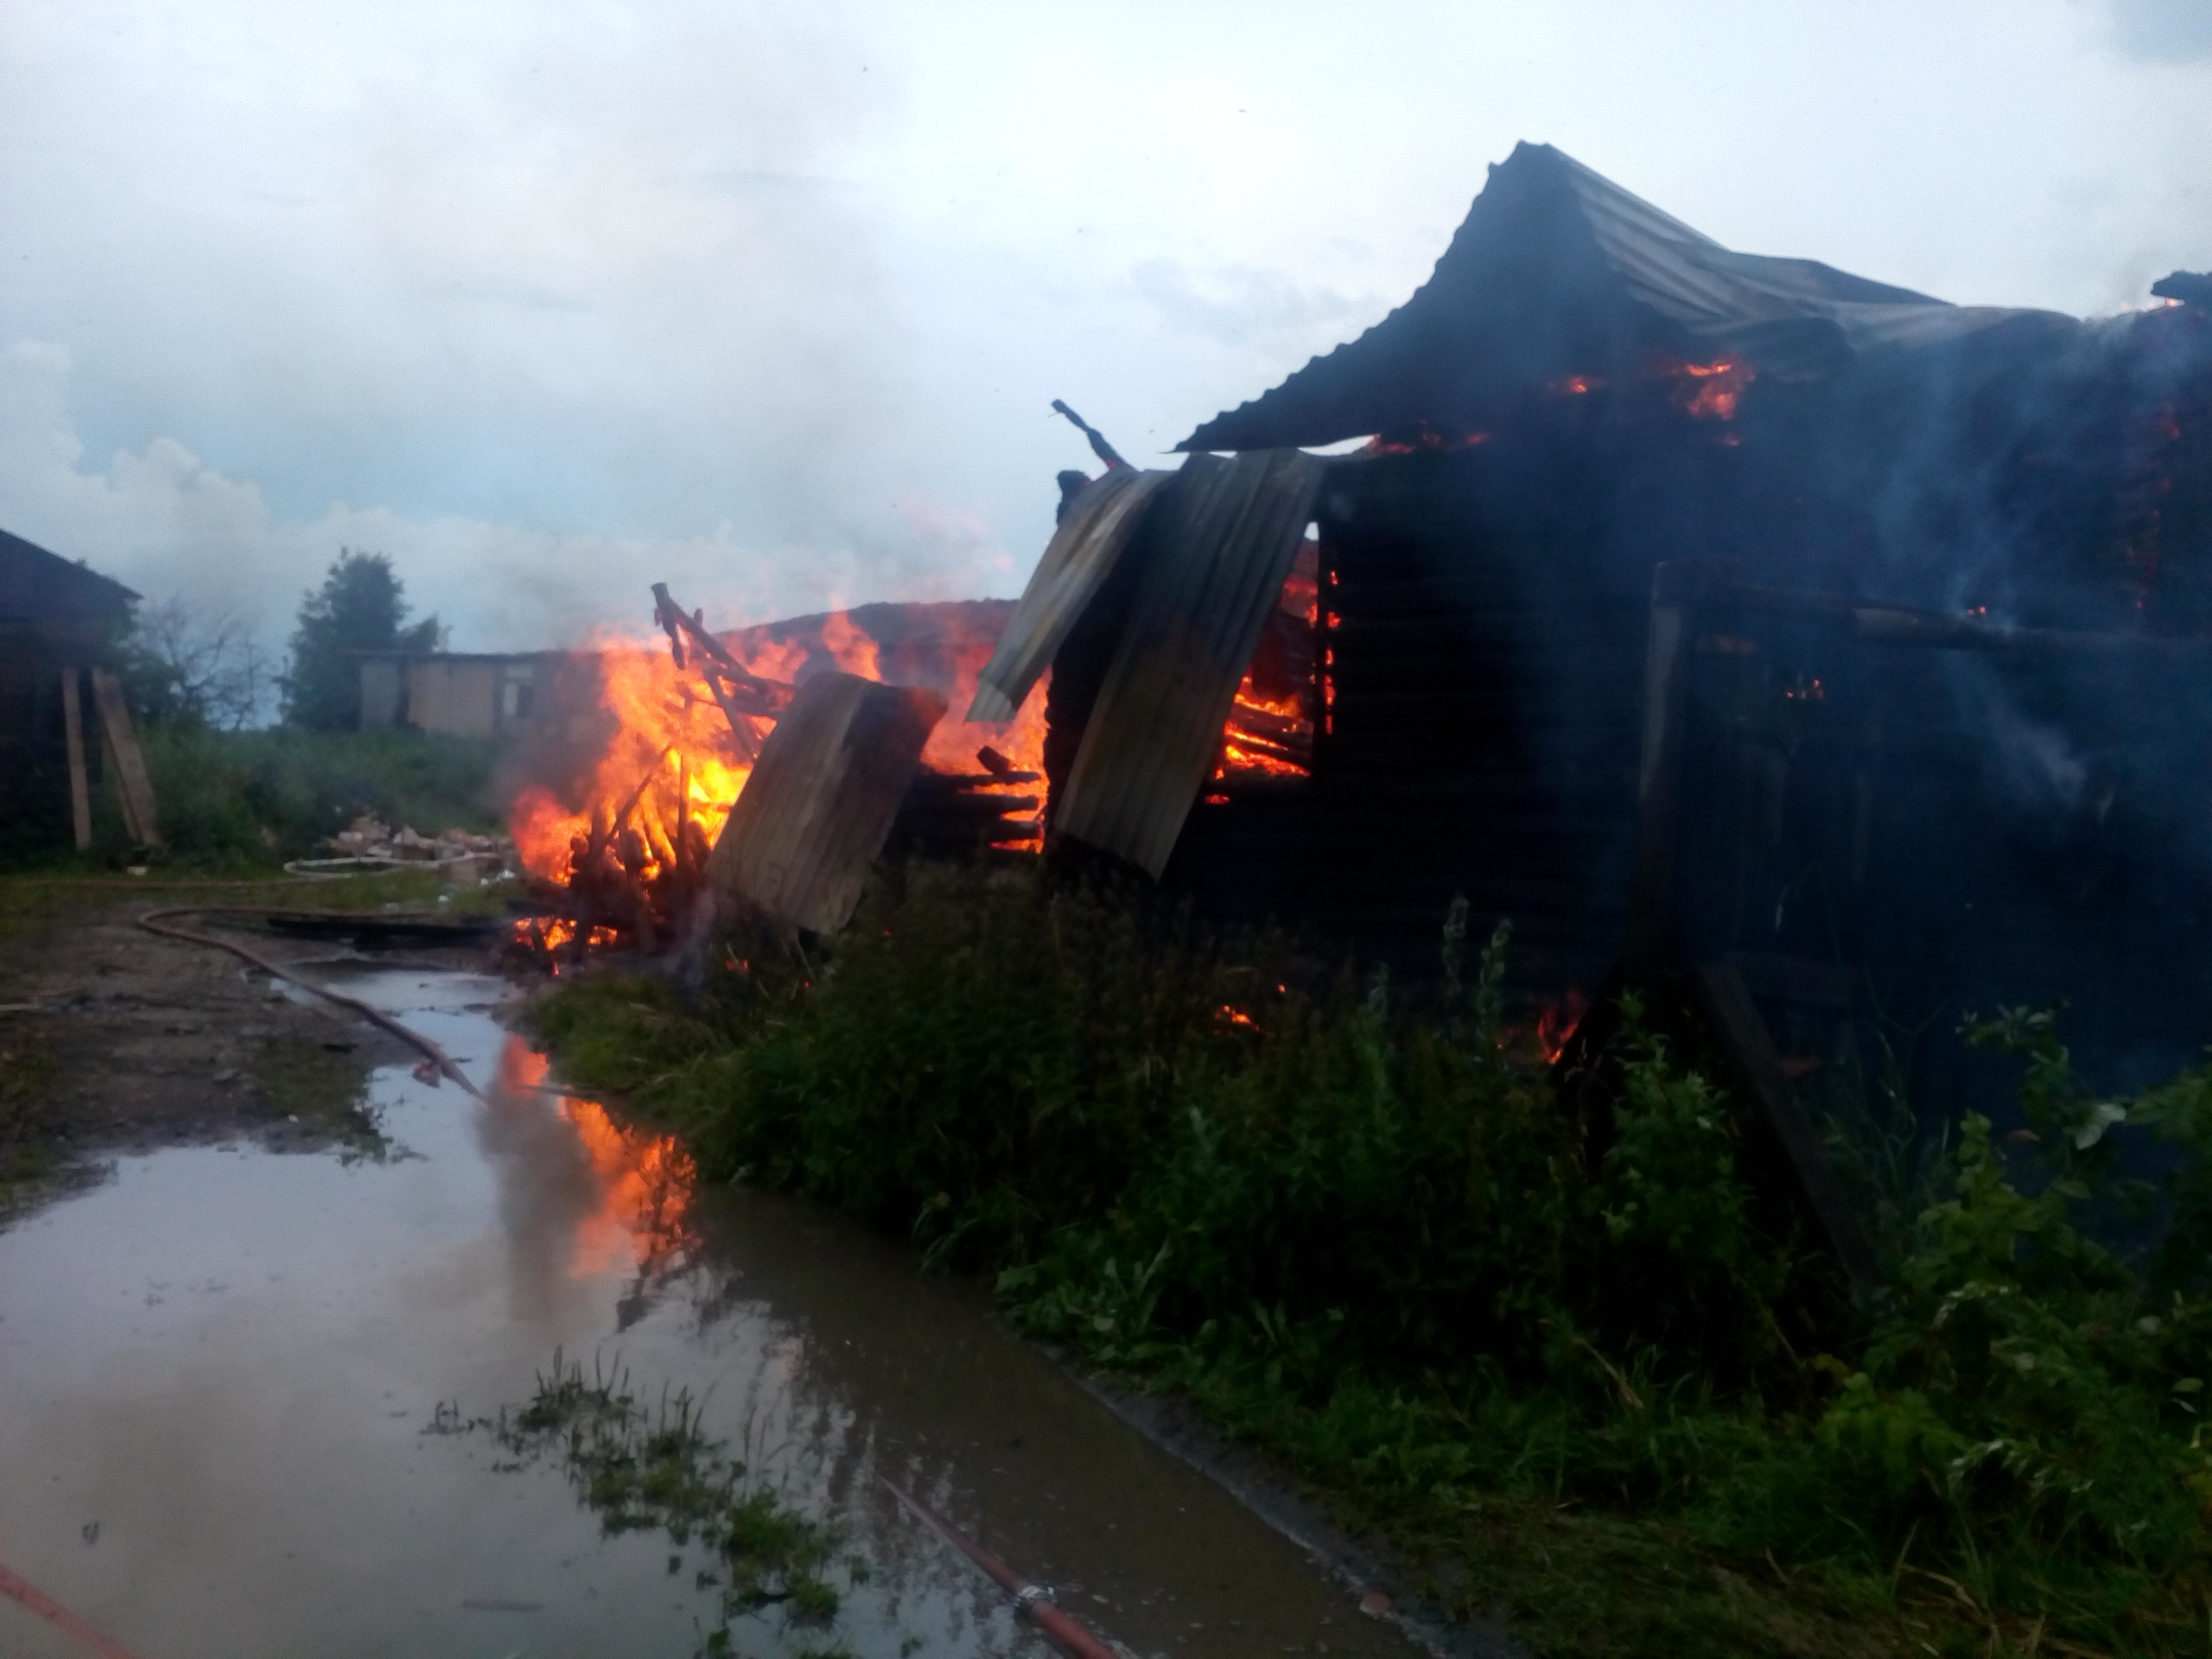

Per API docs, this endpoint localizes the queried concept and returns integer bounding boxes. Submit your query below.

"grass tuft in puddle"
[0,1029,60,1216]
[435,1351,857,1656]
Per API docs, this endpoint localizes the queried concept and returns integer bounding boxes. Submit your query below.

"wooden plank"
[1056,449,1324,877]
[968,468,1177,721]
[60,668,92,850]
[89,668,160,846]
[706,671,945,935]
[1695,959,1879,1286]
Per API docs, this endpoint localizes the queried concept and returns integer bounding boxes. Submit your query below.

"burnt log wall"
[1165,302,2212,1036]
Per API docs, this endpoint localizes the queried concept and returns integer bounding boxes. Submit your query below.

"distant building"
[357,651,600,743]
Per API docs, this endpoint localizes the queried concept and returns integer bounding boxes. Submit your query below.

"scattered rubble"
[289,816,518,883]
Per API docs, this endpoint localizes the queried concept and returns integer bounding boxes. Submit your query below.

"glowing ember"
[1217,675,1313,780]
[1675,359,1753,420]
[1366,426,1490,455]
[1536,988,1588,1065]
[1211,542,1319,788]
[1217,1004,1258,1029]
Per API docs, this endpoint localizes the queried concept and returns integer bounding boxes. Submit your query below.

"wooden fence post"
[88,669,160,847]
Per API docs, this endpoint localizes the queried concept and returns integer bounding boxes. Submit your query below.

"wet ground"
[0,897,420,1175]
[0,963,1421,1659]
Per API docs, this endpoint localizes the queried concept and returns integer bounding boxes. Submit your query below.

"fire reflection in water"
[493,1037,697,1306]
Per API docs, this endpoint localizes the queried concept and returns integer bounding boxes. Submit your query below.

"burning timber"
[508,587,1050,965]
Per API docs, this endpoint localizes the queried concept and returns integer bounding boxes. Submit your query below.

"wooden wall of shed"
[0,620,109,847]
[1165,412,1745,993]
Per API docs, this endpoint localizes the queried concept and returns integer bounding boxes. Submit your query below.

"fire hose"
[879,1478,1122,1659]
[135,907,487,1104]
[0,1556,145,1659]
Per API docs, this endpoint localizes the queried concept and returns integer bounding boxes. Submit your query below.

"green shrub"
[124,725,499,863]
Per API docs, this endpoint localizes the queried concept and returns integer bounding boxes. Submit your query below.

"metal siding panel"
[404,660,444,731]
[359,660,403,728]
[707,671,946,934]
[1055,449,1323,876]
[966,469,1175,721]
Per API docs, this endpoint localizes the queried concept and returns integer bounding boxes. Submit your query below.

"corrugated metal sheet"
[965,468,1175,722]
[707,671,946,934]
[1053,449,1323,876]
[1181,142,2076,452]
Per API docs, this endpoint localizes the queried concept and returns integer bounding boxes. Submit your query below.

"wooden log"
[1222,704,1313,746]
[89,669,160,846]
[906,793,1043,822]
[60,669,92,851]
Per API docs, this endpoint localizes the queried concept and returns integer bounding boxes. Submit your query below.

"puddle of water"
[0,969,1419,1659]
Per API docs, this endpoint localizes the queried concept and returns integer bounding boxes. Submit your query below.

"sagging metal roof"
[1052,449,1323,877]
[1181,142,2076,452]
[707,671,947,935]
[965,467,1175,721]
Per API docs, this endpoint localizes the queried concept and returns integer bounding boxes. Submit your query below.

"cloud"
[0,340,1022,658]
[1128,259,1373,347]
[2101,0,2212,61]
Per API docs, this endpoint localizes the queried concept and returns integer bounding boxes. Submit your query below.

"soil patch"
[0,888,431,1217]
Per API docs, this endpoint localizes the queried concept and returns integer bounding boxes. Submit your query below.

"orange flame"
[1536,988,1588,1065]
[510,607,1050,884]
[1211,544,1319,788]
[1676,359,1752,420]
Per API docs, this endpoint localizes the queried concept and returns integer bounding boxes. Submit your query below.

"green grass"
[0,1028,60,1217]
[133,725,501,862]
[433,1352,861,1656]
[2,725,501,871]
[529,861,2212,1658]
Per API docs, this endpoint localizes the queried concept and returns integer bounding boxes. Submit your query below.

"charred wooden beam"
[1050,399,1130,471]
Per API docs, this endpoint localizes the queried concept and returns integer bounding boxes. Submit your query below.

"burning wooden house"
[969,142,2210,1154]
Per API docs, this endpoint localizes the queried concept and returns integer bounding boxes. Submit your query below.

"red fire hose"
[0,1556,146,1659]
[879,1477,1121,1659]
[135,907,488,1104]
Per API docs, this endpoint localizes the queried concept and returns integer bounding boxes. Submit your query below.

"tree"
[282,550,442,731]
[118,597,274,729]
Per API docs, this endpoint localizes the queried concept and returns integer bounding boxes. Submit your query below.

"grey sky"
[2,0,2207,653]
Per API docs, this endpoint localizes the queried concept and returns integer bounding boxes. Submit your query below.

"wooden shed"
[0,527,141,850]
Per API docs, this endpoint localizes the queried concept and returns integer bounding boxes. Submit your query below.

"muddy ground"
[0,890,434,1210]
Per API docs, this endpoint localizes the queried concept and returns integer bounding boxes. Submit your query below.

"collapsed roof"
[1180,141,2077,453]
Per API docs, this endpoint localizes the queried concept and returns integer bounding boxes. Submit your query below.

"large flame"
[511,607,1048,884]
[510,633,775,882]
